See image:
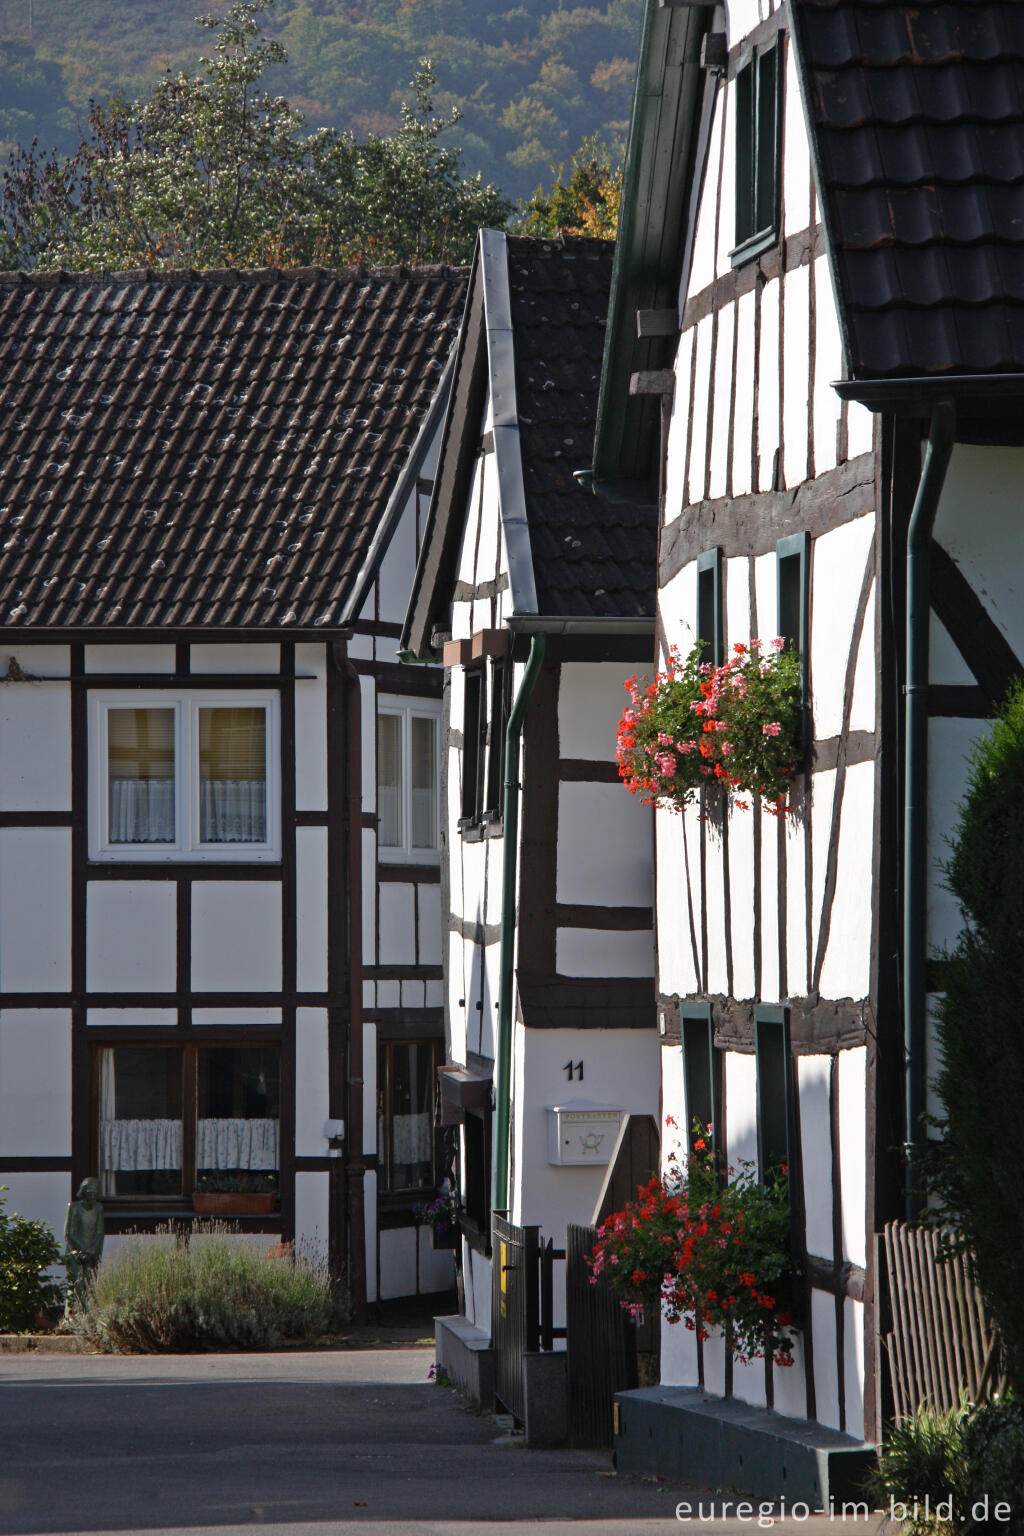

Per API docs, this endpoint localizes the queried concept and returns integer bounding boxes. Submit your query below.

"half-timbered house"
[588,0,1024,1501]
[402,232,662,1355]
[0,263,468,1311]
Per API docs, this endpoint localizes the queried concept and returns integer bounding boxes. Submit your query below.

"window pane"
[196,1046,280,1192]
[410,715,437,850]
[378,713,403,848]
[108,707,175,844]
[99,1047,182,1197]
[198,707,267,844]
[388,1041,435,1192]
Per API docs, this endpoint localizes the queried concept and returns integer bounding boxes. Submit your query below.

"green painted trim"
[590,0,712,498]
[492,633,547,1214]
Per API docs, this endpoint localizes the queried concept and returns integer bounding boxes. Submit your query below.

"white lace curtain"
[100,1118,279,1173]
[392,1113,432,1166]
[109,779,266,843]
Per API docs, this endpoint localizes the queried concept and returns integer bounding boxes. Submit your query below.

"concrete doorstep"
[0,1333,82,1353]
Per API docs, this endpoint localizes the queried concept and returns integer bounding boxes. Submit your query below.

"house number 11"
[564,1060,584,1081]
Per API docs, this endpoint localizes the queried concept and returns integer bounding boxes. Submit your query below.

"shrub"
[866,1400,969,1533]
[0,1186,64,1330]
[69,1223,348,1353]
[927,682,1024,1388]
[962,1397,1024,1517]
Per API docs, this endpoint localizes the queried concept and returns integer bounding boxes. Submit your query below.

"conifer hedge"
[929,681,1024,1388]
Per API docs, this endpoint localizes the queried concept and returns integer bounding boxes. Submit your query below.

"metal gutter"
[507,614,655,636]
[341,347,458,628]
[902,398,956,1221]
[480,229,539,618]
[492,633,547,1214]
[835,374,1024,417]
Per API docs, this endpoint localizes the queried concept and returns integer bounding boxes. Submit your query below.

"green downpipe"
[492,633,547,1214]
[903,398,956,1222]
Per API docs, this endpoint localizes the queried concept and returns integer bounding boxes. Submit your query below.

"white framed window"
[89,691,280,861]
[376,696,441,862]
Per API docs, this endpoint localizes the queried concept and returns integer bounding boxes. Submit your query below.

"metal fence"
[882,1219,1005,1423]
[565,1222,639,1445]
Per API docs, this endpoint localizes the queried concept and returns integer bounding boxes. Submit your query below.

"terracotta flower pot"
[192,1192,278,1216]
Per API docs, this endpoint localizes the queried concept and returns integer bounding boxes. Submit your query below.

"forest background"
[0,0,639,202]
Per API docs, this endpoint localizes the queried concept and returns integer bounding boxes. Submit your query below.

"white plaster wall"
[935,446,1024,660]
[361,828,376,964]
[84,644,174,673]
[847,400,874,461]
[294,1171,330,1262]
[797,1055,833,1260]
[759,809,781,1002]
[773,1333,811,1421]
[708,302,735,503]
[0,1171,69,1245]
[296,827,328,994]
[687,314,712,502]
[557,663,633,761]
[782,35,812,227]
[732,1351,767,1409]
[732,289,756,497]
[818,761,874,1002]
[0,830,71,991]
[364,1167,378,1302]
[378,883,416,966]
[418,1227,456,1294]
[810,768,836,978]
[0,681,70,811]
[754,551,777,645]
[417,883,442,966]
[813,255,843,478]
[0,1010,71,1156]
[725,554,750,647]
[556,782,653,908]
[655,812,700,1000]
[930,615,974,687]
[727,809,757,1000]
[782,262,810,489]
[360,676,376,817]
[784,809,809,996]
[190,882,282,993]
[87,880,175,993]
[666,330,694,526]
[659,1314,698,1389]
[1,645,68,678]
[725,1051,758,1170]
[838,1045,867,1269]
[447,931,469,1065]
[703,821,729,995]
[376,492,418,627]
[378,1226,416,1301]
[294,644,327,812]
[362,1022,376,1157]
[810,517,875,739]
[514,1026,661,1244]
[465,1244,492,1332]
[758,281,781,492]
[687,92,721,296]
[190,1007,281,1025]
[811,1287,841,1431]
[848,582,877,736]
[555,927,654,979]
[189,644,280,674]
[295,1007,330,1158]
[927,717,988,951]
[845,1297,866,1441]
[88,1007,178,1027]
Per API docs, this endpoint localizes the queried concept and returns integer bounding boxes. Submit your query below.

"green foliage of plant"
[867,1396,1024,1531]
[195,1172,277,1194]
[926,681,1024,1390]
[616,640,802,816]
[517,133,623,238]
[1,1,510,270]
[0,0,640,203]
[0,1185,64,1330]
[589,1128,795,1366]
[69,1222,348,1352]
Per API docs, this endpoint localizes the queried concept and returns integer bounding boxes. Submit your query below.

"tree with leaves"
[0,0,510,271]
[517,134,624,240]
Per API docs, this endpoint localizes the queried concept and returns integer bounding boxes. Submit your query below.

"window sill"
[729,226,780,268]
[459,815,503,842]
[459,1214,491,1257]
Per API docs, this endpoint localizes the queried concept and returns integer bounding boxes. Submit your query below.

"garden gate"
[491,1213,564,1421]
[565,1222,639,1445]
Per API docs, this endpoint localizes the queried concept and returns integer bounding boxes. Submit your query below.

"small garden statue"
[63,1178,104,1313]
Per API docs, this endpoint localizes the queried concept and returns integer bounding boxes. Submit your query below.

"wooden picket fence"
[882,1220,1005,1423]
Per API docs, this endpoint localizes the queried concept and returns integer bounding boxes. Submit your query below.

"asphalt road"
[0,1347,884,1536]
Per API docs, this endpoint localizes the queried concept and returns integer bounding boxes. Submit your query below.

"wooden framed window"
[462,1106,491,1247]
[484,657,510,819]
[377,1038,440,1196]
[732,37,783,265]
[459,666,488,827]
[777,530,810,711]
[696,548,724,666]
[89,691,279,861]
[377,696,441,861]
[94,1041,281,1205]
[681,1005,719,1152]
[754,1007,791,1183]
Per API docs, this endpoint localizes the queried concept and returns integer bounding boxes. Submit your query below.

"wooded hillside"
[0,0,640,200]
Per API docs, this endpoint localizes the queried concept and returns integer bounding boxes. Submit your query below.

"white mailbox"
[547,1104,623,1167]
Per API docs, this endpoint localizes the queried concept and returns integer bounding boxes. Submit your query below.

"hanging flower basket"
[616,639,802,816]
[588,1126,797,1367]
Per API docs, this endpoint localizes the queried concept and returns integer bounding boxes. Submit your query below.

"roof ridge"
[0,263,471,290]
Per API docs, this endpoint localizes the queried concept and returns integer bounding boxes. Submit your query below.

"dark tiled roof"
[792,0,1024,378]
[506,236,657,618]
[0,265,466,630]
